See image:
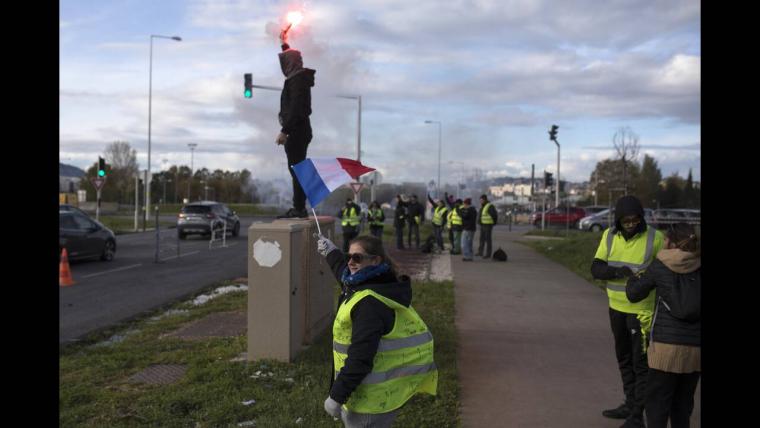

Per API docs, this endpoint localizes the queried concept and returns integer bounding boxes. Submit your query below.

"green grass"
[523,228,586,238]
[518,230,607,288]
[97,216,175,234]
[60,277,459,427]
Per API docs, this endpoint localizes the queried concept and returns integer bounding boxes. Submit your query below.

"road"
[59,216,274,344]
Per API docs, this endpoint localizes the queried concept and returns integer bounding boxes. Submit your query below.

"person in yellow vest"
[338,198,362,253]
[427,194,448,252]
[316,234,438,427]
[443,193,463,255]
[367,201,385,239]
[476,194,498,258]
[591,195,664,428]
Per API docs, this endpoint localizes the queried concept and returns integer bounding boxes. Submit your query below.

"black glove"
[615,266,634,278]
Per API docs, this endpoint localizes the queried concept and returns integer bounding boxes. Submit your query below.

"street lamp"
[549,125,560,209]
[424,120,442,199]
[146,34,182,221]
[337,94,362,202]
[187,143,197,201]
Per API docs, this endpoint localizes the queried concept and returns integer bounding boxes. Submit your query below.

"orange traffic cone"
[59,248,75,287]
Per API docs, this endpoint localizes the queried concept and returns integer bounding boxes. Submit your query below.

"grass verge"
[97,216,175,234]
[60,278,458,427]
[518,230,606,287]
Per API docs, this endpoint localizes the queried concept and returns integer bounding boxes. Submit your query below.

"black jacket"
[279,68,315,141]
[457,205,477,231]
[626,257,701,347]
[406,201,425,224]
[326,249,412,404]
[393,203,406,228]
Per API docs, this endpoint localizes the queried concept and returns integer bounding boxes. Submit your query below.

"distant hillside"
[60,163,86,178]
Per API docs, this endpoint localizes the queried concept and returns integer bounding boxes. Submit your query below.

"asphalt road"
[59,216,275,344]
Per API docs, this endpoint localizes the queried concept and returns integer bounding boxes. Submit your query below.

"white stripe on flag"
[311,158,354,191]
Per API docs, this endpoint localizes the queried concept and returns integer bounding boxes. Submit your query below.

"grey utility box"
[247,216,337,362]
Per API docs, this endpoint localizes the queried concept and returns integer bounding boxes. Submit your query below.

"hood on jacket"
[614,195,646,239]
[278,48,302,77]
[352,272,413,308]
[656,248,701,274]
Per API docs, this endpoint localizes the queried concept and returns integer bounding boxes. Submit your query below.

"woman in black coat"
[626,223,700,428]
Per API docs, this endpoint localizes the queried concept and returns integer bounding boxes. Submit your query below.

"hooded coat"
[278,49,315,141]
[326,249,412,404]
[591,195,650,280]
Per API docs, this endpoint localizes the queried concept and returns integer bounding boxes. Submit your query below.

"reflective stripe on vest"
[333,289,438,414]
[480,203,494,224]
[603,225,661,314]
[369,209,384,227]
[342,207,360,227]
[432,206,447,226]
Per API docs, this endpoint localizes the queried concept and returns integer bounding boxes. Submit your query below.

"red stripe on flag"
[336,158,376,179]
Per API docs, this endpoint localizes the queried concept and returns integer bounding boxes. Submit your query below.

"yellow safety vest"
[369,208,384,227]
[480,202,494,225]
[432,206,448,226]
[333,289,438,414]
[341,206,360,227]
[594,225,664,313]
[448,205,462,229]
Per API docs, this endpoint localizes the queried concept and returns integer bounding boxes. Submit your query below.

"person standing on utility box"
[315,234,438,427]
[275,31,316,219]
[476,194,498,258]
[591,195,664,428]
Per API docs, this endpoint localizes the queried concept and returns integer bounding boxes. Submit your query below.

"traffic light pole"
[96,189,101,221]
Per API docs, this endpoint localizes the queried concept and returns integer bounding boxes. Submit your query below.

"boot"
[619,414,644,428]
[277,208,308,219]
[602,403,631,419]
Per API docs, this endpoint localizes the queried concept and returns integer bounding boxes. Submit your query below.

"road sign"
[91,176,107,191]
[350,182,364,194]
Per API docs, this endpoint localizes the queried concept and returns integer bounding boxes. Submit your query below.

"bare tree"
[103,141,139,204]
[612,127,640,195]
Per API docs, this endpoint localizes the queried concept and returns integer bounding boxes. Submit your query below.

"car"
[59,211,117,261]
[578,208,655,232]
[59,203,90,217]
[531,206,587,227]
[176,201,241,240]
[651,209,700,228]
[581,205,610,215]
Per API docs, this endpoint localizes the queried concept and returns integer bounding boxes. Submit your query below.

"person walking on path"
[405,195,424,249]
[275,32,316,219]
[393,195,407,250]
[476,194,498,258]
[315,234,438,427]
[338,198,362,253]
[625,223,700,428]
[367,201,385,239]
[428,194,448,252]
[458,198,477,262]
[591,195,665,428]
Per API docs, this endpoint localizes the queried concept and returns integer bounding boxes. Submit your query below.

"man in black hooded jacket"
[591,195,664,428]
[276,35,316,219]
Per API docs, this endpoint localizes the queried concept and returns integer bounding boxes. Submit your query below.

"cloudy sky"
[60,0,700,186]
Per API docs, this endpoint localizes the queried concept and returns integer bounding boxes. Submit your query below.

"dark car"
[59,211,117,261]
[177,201,241,240]
[59,203,90,217]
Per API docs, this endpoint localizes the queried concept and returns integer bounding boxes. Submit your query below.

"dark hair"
[666,223,699,254]
[349,235,399,277]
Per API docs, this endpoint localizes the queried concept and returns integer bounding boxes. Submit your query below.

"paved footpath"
[451,225,700,427]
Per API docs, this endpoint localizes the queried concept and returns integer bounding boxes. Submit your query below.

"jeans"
[478,224,493,257]
[645,368,700,428]
[462,230,475,259]
[341,408,400,428]
[407,222,420,248]
[609,308,649,417]
[433,225,445,250]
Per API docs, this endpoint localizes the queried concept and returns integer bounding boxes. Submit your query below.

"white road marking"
[160,250,200,261]
[81,264,143,279]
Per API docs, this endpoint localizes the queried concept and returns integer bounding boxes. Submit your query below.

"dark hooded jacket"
[591,195,649,280]
[278,49,315,141]
[326,249,412,404]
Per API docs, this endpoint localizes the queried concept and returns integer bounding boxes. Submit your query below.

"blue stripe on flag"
[292,159,331,207]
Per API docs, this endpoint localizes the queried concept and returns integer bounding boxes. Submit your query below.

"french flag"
[292,157,376,207]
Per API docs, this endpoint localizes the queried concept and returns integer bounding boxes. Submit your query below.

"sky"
[60,0,701,186]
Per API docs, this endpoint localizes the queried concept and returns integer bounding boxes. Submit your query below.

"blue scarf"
[341,262,391,287]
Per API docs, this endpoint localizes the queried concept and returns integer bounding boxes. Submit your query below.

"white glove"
[324,397,342,418]
[317,235,338,257]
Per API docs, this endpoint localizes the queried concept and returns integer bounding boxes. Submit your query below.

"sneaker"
[602,404,631,420]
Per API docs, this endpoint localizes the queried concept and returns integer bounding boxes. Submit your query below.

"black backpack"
[662,269,701,322]
[493,247,507,262]
[420,236,435,254]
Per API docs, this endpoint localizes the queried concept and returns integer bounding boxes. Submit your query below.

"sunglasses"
[346,253,376,263]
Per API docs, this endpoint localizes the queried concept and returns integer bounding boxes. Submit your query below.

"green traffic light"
[98,170,105,177]
[244,89,252,98]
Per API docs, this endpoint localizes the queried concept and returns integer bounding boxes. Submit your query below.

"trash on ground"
[295,417,303,424]
[191,284,248,306]
[241,399,256,406]
[237,420,256,427]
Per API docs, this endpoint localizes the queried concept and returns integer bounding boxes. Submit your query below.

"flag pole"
[311,207,322,236]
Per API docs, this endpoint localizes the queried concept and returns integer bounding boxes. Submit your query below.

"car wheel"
[100,240,116,261]
[590,224,602,232]
[232,222,240,237]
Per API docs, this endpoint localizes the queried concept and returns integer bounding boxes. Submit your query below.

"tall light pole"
[424,120,442,199]
[549,125,560,209]
[337,94,362,203]
[146,34,182,218]
[187,143,197,202]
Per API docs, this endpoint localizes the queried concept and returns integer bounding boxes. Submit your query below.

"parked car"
[59,210,117,261]
[177,201,241,240]
[578,208,655,232]
[59,203,90,217]
[531,206,587,227]
[581,205,609,215]
[651,209,701,228]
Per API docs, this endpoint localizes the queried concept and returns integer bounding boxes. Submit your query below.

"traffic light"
[548,124,559,141]
[544,171,553,188]
[244,73,252,98]
[98,157,107,177]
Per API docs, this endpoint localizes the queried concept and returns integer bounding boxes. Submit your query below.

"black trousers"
[433,225,445,250]
[609,307,649,417]
[395,225,405,249]
[407,222,420,248]
[342,228,358,253]
[477,224,493,257]
[369,226,383,239]
[645,368,700,428]
[284,137,309,211]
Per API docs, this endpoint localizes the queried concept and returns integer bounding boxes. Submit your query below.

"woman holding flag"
[316,234,438,427]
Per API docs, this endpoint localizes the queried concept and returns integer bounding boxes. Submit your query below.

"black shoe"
[602,404,631,420]
[277,208,308,219]
[462,258,473,262]
[483,255,491,259]
[619,414,644,428]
